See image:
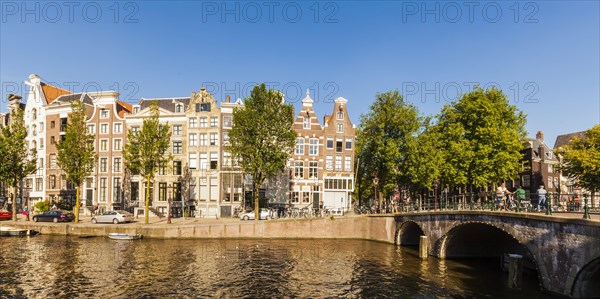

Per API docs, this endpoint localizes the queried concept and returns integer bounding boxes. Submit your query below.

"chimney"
[225,95,230,103]
[536,130,544,142]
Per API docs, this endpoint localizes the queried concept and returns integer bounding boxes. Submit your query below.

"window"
[200,153,208,170]
[60,175,66,190]
[189,118,197,128]
[336,140,343,153]
[113,123,122,134]
[295,138,305,155]
[99,178,107,202]
[173,125,182,136]
[294,161,304,178]
[210,133,218,146]
[100,139,108,151]
[210,117,218,128]
[291,191,300,203]
[210,152,218,170]
[548,164,553,173]
[100,123,108,134]
[158,161,167,175]
[39,122,44,133]
[113,157,122,173]
[131,126,140,135]
[158,183,167,201]
[100,109,109,118]
[548,177,553,188]
[223,132,230,144]
[31,108,37,120]
[32,124,37,135]
[198,103,211,112]
[223,152,232,167]
[326,155,333,170]
[39,138,43,149]
[189,153,197,169]
[337,123,344,133]
[199,133,207,146]
[87,124,95,134]
[302,192,310,203]
[113,178,122,202]
[173,141,182,154]
[309,139,319,155]
[100,158,108,172]
[173,161,182,175]
[200,117,208,128]
[35,178,43,191]
[223,116,232,128]
[175,104,183,113]
[345,138,352,150]
[335,155,342,170]
[133,106,139,114]
[326,138,333,149]
[337,111,344,120]
[51,136,55,145]
[50,154,57,169]
[50,121,55,129]
[309,161,318,178]
[113,139,122,151]
[60,118,67,132]
[189,133,197,146]
[303,116,310,129]
[345,156,351,171]
[49,175,56,189]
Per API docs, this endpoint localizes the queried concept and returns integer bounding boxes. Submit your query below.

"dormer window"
[336,111,344,120]
[175,104,183,113]
[336,123,344,133]
[196,103,211,112]
[303,116,310,129]
[133,106,139,114]
[100,109,109,118]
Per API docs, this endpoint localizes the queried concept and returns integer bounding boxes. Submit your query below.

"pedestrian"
[536,185,547,211]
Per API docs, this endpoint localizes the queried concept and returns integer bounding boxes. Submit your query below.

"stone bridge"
[385,211,600,298]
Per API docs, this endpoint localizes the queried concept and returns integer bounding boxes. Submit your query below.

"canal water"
[1,236,552,298]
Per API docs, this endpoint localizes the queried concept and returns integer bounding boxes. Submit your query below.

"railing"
[357,192,600,219]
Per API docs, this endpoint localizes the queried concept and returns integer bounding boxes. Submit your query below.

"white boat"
[107,233,142,240]
[0,226,39,237]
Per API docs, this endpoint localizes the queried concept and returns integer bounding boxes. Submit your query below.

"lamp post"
[167,183,172,224]
[583,194,591,219]
[373,177,379,213]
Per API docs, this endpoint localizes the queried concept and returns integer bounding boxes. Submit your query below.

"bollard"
[546,193,552,216]
[508,254,523,289]
[419,235,428,260]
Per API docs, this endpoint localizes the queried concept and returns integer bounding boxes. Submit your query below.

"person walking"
[536,185,547,212]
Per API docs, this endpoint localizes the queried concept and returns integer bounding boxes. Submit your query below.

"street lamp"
[373,177,379,213]
[167,183,172,224]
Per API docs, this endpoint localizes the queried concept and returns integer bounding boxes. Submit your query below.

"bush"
[34,200,50,213]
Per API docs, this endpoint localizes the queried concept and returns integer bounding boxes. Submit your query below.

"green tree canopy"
[355,90,422,205]
[436,87,527,188]
[558,125,600,193]
[0,106,37,220]
[123,101,171,223]
[56,99,97,223]
[228,83,295,220]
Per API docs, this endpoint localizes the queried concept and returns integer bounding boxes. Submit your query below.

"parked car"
[0,210,12,220]
[91,210,132,224]
[32,210,75,223]
[239,208,271,220]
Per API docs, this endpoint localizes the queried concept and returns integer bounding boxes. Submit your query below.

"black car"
[32,210,75,223]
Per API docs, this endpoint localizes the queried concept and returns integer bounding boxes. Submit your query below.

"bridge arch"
[571,256,600,298]
[436,221,536,262]
[395,221,426,246]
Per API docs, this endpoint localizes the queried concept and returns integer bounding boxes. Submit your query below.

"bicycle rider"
[496,182,512,210]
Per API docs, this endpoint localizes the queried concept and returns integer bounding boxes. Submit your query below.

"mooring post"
[508,254,523,289]
[419,235,428,260]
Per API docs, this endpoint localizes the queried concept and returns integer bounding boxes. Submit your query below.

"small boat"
[107,233,142,240]
[0,226,39,237]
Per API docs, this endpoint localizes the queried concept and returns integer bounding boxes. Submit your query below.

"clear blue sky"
[1,1,599,146]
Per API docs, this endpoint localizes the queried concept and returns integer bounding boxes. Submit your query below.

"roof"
[554,131,586,149]
[116,101,132,118]
[526,138,559,163]
[40,83,72,104]
[53,93,94,106]
[138,97,191,113]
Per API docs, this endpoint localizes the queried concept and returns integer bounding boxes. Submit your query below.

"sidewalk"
[5,213,247,226]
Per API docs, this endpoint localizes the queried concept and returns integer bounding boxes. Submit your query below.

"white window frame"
[100,123,109,134]
[113,157,122,173]
[295,138,305,155]
[189,133,198,146]
[87,124,96,134]
[113,138,122,151]
[309,138,319,155]
[100,109,109,119]
[100,139,109,152]
[113,122,123,134]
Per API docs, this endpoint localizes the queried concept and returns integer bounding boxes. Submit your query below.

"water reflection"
[0,236,552,298]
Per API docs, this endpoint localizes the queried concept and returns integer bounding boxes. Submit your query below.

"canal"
[1,236,551,298]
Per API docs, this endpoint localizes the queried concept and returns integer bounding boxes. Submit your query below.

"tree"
[557,125,600,193]
[56,99,96,223]
[228,84,295,220]
[406,119,444,191]
[355,91,422,208]
[436,87,527,190]
[0,102,37,221]
[123,102,171,224]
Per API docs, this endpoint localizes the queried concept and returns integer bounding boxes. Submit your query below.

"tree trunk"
[74,185,81,223]
[11,184,17,221]
[145,176,150,224]
[253,181,260,221]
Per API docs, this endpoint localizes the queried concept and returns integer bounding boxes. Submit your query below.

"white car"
[92,210,133,224]
[239,209,271,220]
